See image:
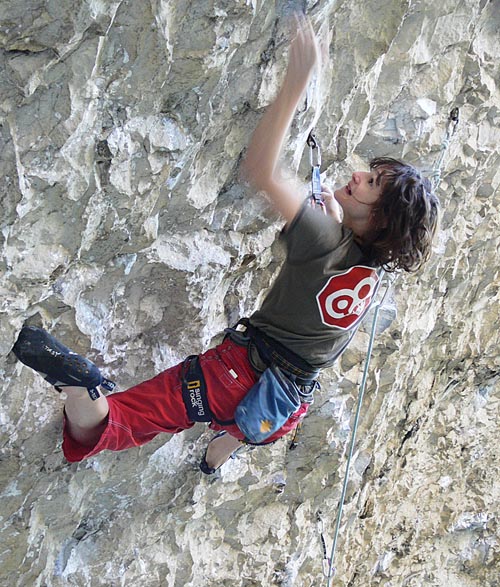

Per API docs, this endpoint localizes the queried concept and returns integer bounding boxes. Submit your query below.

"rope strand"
[321,108,459,586]
[325,274,392,585]
[305,110,458,585]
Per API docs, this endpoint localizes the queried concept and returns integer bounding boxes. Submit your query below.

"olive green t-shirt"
[250,203,381,368]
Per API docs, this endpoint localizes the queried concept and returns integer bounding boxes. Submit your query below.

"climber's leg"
[64,387,110,446]
[61,365,194,462]
[200,431,243,474]
[12,325,194,462]
[12,326,113,446]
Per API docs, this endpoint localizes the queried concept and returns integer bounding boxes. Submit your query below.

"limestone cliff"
[1,0,498,585]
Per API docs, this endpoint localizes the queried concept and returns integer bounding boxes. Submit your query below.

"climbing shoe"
[12,326,115,401]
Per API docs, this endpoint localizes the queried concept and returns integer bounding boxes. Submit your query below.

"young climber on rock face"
[12,17,440,473]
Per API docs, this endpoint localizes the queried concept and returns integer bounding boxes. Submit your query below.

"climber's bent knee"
[62,363,194,462]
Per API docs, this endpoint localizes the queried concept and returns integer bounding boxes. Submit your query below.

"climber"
[12,16,440,473]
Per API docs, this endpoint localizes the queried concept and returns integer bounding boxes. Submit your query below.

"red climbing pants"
[62,338,309,462]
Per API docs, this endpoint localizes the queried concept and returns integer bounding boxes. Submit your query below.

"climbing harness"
[307,130,324,207]
[220,320,318,444]
[181,355,235,426]
[181,355,212,422]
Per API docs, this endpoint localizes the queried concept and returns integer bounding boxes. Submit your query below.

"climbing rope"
[323,274,393,585]
[303,109,459,585]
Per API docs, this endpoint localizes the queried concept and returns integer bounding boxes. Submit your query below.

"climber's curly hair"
[367,157,441,273]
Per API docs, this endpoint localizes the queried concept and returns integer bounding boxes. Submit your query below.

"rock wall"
[1,0,499,585]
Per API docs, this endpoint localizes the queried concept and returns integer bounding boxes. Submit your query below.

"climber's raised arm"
[241,16,320,223]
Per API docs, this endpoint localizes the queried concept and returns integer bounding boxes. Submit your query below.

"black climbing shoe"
[12,326,115,401]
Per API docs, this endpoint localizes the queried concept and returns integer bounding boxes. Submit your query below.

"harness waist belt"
[236,319,320,384]
[181,355,213,422]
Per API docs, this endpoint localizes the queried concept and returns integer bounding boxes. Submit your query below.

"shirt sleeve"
[282,201,353,264]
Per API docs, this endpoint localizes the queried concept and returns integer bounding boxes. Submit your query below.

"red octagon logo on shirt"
[316,266,379,330]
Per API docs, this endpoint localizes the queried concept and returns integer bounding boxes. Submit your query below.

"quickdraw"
[307,130,324,207]
[431,108,460,190]
[288,421,302,450]
[316,511,331,578]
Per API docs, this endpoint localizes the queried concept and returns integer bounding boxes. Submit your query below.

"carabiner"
[307,130,318,149]
[448,107,460,136]
[308,131,322,169]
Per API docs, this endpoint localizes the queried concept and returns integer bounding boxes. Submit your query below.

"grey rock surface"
[1,0,498,585]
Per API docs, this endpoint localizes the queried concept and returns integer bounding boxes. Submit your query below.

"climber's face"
[334,170,383,224]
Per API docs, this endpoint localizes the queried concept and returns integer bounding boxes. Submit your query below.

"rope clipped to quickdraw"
[319,108,459,585]
[299,112,459,584]
[431,107,460,190]
[291,127,350,459]
[307,130,324,207]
